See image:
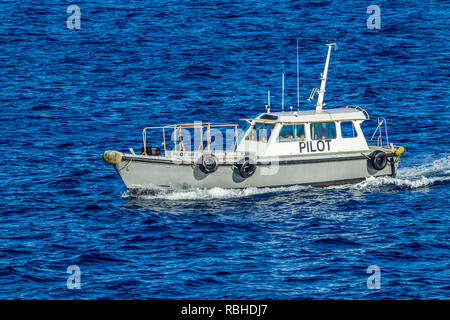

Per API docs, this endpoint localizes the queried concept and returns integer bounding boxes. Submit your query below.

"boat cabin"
[237,106,370,157]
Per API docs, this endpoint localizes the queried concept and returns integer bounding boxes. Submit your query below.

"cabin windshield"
[245,122,274,142]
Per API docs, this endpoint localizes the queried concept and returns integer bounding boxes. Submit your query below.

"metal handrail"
[142,122,239,156]
[370,117,389,147]
[238,117,368,124]
[343,105,370,120]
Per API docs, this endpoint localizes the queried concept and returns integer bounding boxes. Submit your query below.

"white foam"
[355,175,449,189]
[333,155,450,191]
[122,184,307,200]
[398,155,450,178]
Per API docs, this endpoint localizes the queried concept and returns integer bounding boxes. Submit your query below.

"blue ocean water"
[0,0,449,299]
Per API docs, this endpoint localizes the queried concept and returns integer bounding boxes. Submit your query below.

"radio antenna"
[296,39,300,112]
[282,73,285,112]
[266,82,271,113]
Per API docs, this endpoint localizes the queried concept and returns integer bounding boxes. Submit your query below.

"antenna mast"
[266,86,271,113]
[316,43,337,111]
[282,73,285,112]
[296,39,300,112]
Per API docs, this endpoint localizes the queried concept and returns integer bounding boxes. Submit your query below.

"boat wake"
[122,184,307,200]
[122,156,449,200]
[338,155,450,192]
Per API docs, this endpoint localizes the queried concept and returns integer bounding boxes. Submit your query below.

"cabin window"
[340,121,357,138]
[245,123,274,142]
[310,122,336,140]
[278,124,305,142]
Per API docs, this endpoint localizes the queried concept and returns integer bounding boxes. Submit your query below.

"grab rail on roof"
[343,105,370,121]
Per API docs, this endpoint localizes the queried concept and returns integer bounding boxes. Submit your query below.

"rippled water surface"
[0,0,449,299]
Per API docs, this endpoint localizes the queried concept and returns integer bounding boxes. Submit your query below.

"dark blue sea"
[0,0,448,299]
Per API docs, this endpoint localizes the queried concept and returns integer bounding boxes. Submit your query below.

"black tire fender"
[370,150,388,171]
[198,154,219,174]
[237,157,256,178]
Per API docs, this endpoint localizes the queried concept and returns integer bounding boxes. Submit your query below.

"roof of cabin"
[241,107,369,123]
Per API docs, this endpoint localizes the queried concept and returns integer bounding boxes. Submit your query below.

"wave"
[123,156,449,200]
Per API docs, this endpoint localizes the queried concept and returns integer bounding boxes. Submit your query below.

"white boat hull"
[112,150,398,191]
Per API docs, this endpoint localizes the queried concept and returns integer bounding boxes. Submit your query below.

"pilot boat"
[103,43,405,192]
